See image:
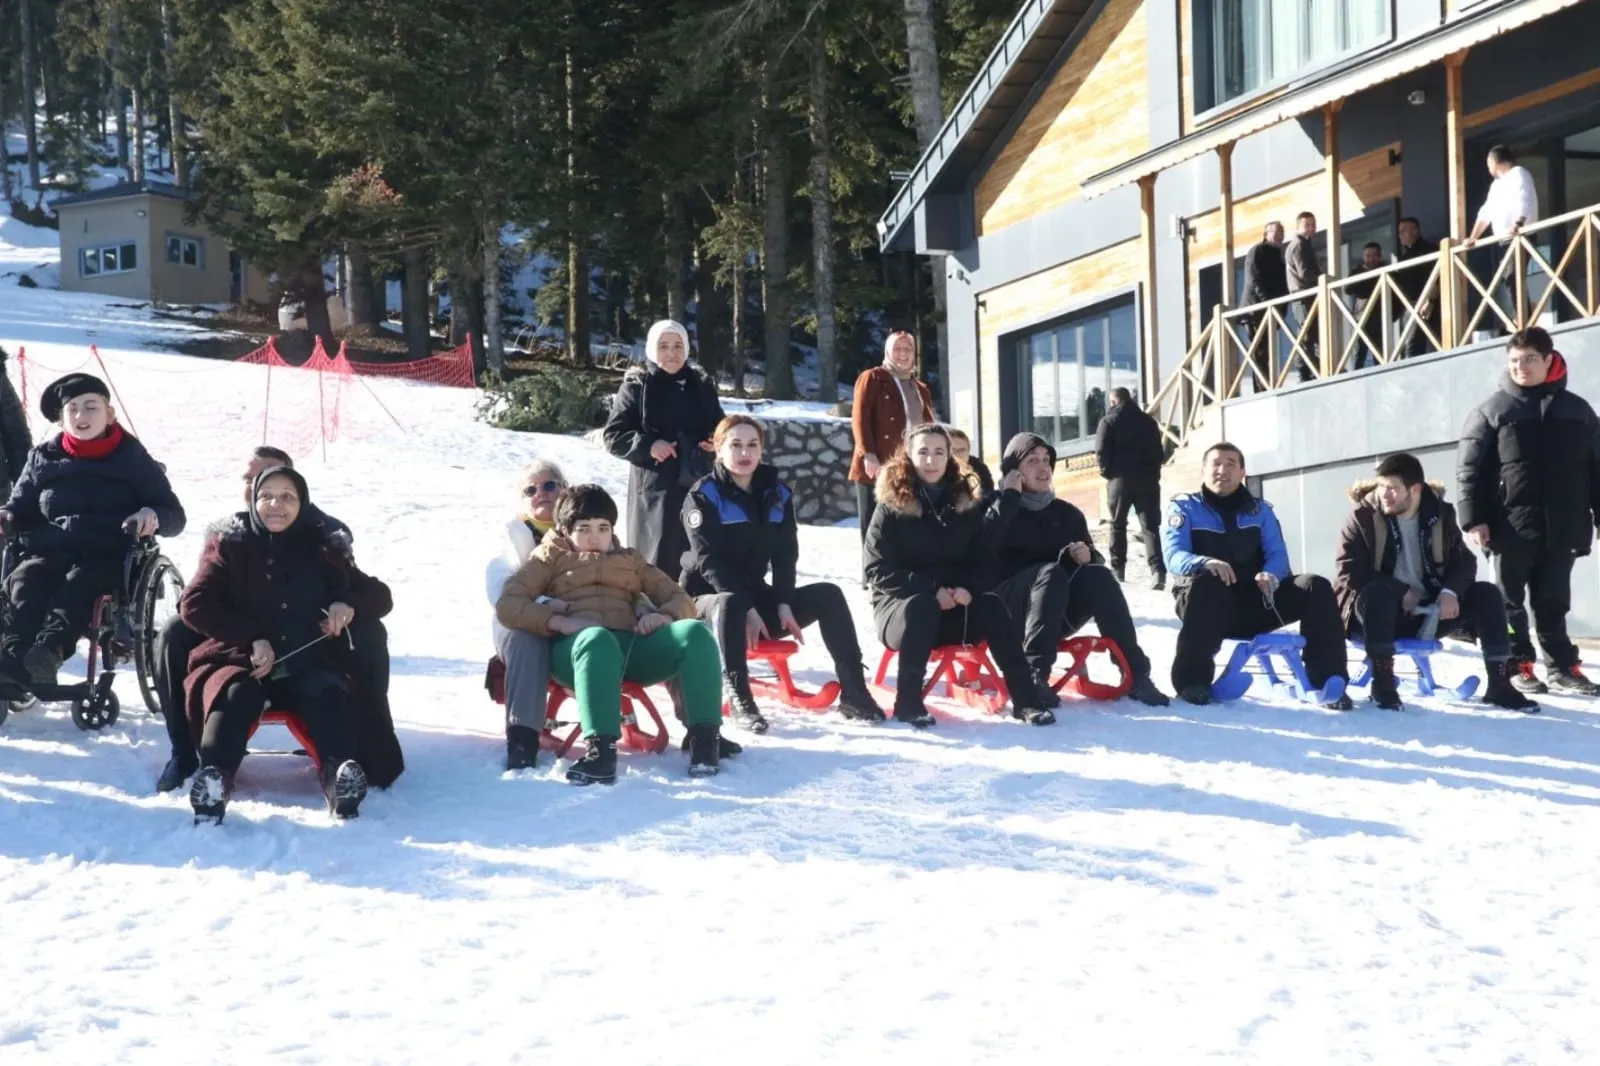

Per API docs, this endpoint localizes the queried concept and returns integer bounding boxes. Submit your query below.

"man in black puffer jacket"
[1095,387,1167,588]
[1458,327,1600,697]
[989,432,1168,708]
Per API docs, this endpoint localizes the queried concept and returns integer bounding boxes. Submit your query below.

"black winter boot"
[325,760,369,819]
[837,675,887,722]
[1031,670,1062,710]
[505,724,540,771]
[893,695,935,729]
[1369,656,1403,711]
[1127,674,1170,707]
[1011,703,1057,726]
[23,644,63,688]
[1483,659,1540,712]
[725,674,768,733]
[682,732,743,757]
[189,765,233,825]
[157,751,199,794]
[566,735,619,786]
[1178,683,1213,705]
[1151,571,1167,592]
[686,722,721,777]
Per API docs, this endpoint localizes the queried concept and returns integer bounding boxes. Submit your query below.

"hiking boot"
[685,722,721,778]
[189,766,233,825]
[1031,670,1062,710]
[725,676,769,734]
[1011,704,1056,726]
[505,724,540,771]
[566,735,619,786]
[325,760,368,819]
[1178,683,1213,705]
[1509,660,1548,695]
[1127,674,1170,707]
[836,678,887,722]
[1369,656,1403,711]
[1546,665,1600,697]
[1483,659,1540,713]
[156,751,199,794]
[1322,691,1355,712]
[681,732,744,757]
[23,644,63,688]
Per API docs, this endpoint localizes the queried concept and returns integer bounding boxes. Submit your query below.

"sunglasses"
[522,480,563,497]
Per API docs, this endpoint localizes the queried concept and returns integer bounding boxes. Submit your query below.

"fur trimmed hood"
[1347,478,1448,506]
[874,458,983,517]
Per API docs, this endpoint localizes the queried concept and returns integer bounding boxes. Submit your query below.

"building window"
[80,242,139,278]
[1202,0,1390,110]
[1015,298,1140,451]
[166,234,204,268]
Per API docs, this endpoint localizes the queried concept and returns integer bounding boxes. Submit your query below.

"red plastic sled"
[483,655,669,758]
[745,639,841,710]
[1049,636,1134,701]
[246,709,323,770]
[873,643,1010,714]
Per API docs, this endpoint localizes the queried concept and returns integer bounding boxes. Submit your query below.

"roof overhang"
[53,180,193,210]
[877,0,1097,254]
[1079,0,1588,199]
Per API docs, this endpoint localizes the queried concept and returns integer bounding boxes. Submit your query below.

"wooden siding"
[974,240,1146,458]
[975,0,1150,237]
[1181,141,1402,334]
[1465,67,1600,130]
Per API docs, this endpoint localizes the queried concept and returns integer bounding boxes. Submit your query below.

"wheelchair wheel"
[133,557,186,716]
[72,688,119,731]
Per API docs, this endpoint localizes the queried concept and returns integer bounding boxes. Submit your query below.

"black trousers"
[200,675,360,776]
[1171,571,1347,691]
[874,590,1034,713]
[697,582,866,698]
[1352,577,1510,660]
[855,482,876,545]
[995,562,1152,680]
[159,615,390,762]
[1495,542,1578,669]
[1401,311,1439,358]
[1,552,124,663]
[1106,477,1163,575]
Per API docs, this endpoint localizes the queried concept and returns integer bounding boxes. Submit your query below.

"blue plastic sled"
[1349,638,1480,700]
[1212,632,1347,705]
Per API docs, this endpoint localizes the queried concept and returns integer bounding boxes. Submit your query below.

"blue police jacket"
[1161,487,1291,582]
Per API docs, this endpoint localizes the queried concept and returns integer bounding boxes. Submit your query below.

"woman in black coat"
[681,415,886,732]
[603,319,725,572]
[0,347,31,497]
[862,423,1051,728]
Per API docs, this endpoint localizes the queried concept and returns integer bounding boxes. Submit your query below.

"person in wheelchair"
[0,373,184,692]
[496,484,726,785]
[153,446,398,794]
[180,466,396,822]
[681,414,886,730]
[862,423,1051,728]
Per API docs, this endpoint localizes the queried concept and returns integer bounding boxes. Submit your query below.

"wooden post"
[1218,142,1236,306]
[1439,236,1458,349]
[1323,102,1343,278]
[1139,174,1160,402]
[1445,51,1470,241]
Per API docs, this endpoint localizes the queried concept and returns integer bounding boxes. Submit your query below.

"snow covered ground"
[2,227,1600,1063]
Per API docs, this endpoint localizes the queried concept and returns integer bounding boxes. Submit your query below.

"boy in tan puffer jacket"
[496,484,726,784]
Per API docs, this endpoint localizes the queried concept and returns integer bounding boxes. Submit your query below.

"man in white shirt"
[1468,144,1539,332]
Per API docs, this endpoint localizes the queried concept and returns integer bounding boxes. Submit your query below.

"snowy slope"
[2,261,1600,1062]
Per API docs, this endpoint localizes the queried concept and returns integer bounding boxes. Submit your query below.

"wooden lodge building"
[880,0,1600,631]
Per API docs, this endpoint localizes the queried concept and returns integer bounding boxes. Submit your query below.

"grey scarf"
[1019,491,1055,512]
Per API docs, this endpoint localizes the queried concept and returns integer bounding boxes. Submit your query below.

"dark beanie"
[41,373,111,422]
[1000,432,1057,476]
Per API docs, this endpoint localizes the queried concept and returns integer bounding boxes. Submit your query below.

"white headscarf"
[645,319,692,366]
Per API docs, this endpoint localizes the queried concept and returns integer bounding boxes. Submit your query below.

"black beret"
[40,373,111,423]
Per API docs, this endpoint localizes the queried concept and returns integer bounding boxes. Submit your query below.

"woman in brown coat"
[180,466,396,823]
[850,331,937,540]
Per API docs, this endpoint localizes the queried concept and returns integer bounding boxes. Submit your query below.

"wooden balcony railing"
[1147,202,1600,451]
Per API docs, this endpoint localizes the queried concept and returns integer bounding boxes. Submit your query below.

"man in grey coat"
[1285,211,1323,380]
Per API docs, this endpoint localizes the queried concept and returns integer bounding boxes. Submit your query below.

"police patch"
[1168,512,1185,529]
[687,509,704,529]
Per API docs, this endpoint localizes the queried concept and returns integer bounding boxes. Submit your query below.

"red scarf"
[60,423,126,460]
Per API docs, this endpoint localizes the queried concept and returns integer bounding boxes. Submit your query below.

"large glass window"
[1015,299,1139,450]
[80,242,139,278]
[1205,0,1390,110]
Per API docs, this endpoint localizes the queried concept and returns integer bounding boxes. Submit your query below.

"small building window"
[166,234,204,268]
[81,242,139,278]
[1199,0,1390,111]
[1014,298,1140,451]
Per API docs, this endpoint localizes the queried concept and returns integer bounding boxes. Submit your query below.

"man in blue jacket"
[1162,442,1349,707]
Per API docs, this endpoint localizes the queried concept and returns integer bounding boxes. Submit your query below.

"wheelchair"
[0,535,187,731]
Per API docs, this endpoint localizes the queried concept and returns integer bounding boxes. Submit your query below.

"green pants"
[551,619,723,737]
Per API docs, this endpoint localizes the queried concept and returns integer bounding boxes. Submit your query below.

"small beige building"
[54,181,272,306]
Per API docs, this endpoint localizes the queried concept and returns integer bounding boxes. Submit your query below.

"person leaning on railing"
[1394,217,1440,359]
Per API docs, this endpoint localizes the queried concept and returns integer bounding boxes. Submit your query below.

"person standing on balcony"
[1285,211,1322,380]
[1095,387,1166,589]
[1457,327,1600,698]
[1394,217,1441,358]
[1241,222,1288,388]
[1345,242,1386,368]
[1468,145,1539,333]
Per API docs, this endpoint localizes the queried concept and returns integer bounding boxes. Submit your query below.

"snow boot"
[681,732,743,757]
[1151,571,1167,592]
[1011,703,1057,726]
[1031,670,1062,710]
[505,724,540,771]
[836,676,887,722]
[893,696,935,729]
[23,644,62,688]
[1127,674,1171,707]
[325,760,368,819]
[189,765,233,825]
[566,735,618,786]
[157,751,199,794]
[686,722,721,778]
[1483,659,1540,712]
[1178,683,1213,705]
[725,674,768,734]
[1322,690,1355,712]
[1369,656,1403,711]
[1111,565,1126,583]
[1546,665,1600,697]
[1509,659,1548,695]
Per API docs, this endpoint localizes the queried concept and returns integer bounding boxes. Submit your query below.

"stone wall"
[757,416,857,524]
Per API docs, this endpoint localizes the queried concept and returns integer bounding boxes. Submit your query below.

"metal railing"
[1147,201,1600,451]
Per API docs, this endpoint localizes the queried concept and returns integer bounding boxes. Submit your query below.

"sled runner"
[1211,632,1348,705]
[1049,635,1134,701]
[1349,638,1480,701]
[744,639,841,710]
[872,643,1010,714]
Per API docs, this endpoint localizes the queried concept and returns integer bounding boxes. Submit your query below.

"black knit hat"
[999,432,1057,476]
[40,373,111,422]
